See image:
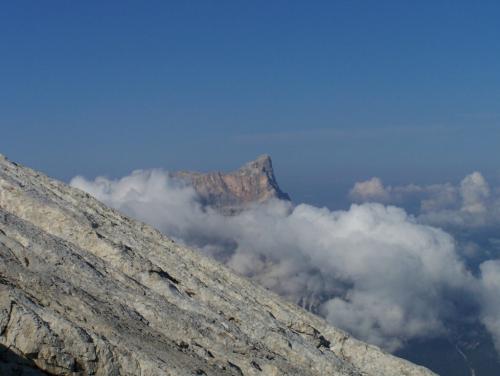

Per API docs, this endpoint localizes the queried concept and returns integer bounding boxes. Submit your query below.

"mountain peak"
[176,155,290,213]
[241,154,272,171]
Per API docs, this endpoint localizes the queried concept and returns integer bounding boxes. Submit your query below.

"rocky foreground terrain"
[174,155,290,214]
[0,154,436,375]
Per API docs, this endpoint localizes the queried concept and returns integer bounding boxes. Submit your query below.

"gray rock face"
[175,155,290,214]
[0,154,436,375]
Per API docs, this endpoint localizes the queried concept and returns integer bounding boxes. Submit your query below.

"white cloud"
[349,177,390,203]
[348,172,500,351]
[479,260,500,353]
[349,172,500,230]
[71,171,477,352]
[459,171,490,214]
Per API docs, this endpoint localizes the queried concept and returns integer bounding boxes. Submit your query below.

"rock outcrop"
[175,155,290,213]
[0,154,436,375]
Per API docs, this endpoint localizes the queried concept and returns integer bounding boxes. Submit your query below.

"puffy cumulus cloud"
[460,172,490,214]
[349,177,390,203]
[350,178,458,212]
[283,204,472,350]
[349,172,500,230]
[348,172,500,352]
[71,171,476,352]
[419,172,495,230]
[479,260,500,353]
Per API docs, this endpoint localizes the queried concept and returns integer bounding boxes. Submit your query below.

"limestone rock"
[0,154,436,375]
[175,155,290,213]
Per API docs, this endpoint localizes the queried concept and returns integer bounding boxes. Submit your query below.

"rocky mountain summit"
[0,154,435,375]
[174,155,290,213]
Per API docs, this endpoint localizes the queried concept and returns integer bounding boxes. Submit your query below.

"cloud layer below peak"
[71,169,500,353]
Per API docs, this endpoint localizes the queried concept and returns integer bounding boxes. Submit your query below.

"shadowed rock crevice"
[0,344,53,375]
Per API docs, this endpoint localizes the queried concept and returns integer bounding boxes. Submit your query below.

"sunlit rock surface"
[175,155,290,214]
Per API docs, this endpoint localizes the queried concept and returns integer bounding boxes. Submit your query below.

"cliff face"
[175,155,290,213]
[0,154,435,376]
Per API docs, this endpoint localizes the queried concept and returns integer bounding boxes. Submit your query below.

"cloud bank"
[349,172,498,229]
[70,169,492,352]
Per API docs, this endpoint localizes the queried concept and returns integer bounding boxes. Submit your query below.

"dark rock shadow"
[0,344,51,375]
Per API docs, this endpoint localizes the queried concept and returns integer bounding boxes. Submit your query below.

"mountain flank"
[0,154,435,375]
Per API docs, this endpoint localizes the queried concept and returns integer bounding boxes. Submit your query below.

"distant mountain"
[175,155,290,213]
[0,154,435,375]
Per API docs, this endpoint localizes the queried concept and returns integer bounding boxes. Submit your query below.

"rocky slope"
[0,154,436,376]
[174,155,290,213]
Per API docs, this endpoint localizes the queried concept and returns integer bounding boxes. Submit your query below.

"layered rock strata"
[175,155,290,213]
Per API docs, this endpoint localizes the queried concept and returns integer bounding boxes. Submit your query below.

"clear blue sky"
[1,1,499,207]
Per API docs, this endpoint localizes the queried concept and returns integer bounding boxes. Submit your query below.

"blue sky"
[1,1,499,207]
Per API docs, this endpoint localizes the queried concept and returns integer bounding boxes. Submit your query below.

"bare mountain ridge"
[0,154,435,375]
[174,155,290,213]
